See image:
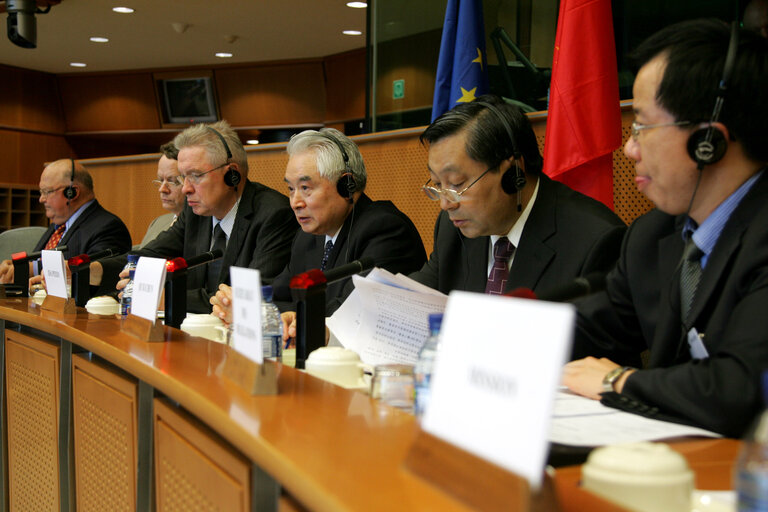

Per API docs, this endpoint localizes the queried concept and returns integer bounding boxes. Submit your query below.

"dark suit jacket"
[99,180,298,313]
[35,199,132,258]
[272,194,426,315]
[409,174,626,294]
[573,172,768,437]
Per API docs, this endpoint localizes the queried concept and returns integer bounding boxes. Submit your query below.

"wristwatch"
[602,366,633,393]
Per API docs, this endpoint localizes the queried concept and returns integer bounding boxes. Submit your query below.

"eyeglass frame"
[39,186,66,198]
[630,120,692,141]
[422,165,497,203]
[180,162,229,185]
[152,176,185,188]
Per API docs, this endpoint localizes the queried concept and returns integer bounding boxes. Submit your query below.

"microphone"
[289,257,375,289]
[166,249,224,272]
[535,273,607,302]
[67,248,115,267]
[12,244,69,262]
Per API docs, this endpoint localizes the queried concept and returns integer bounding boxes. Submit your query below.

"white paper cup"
[305,347,366,388]
[85,296,119,315]
[582,442,693,512]
[180,313,229,343]
[32,289,47,305]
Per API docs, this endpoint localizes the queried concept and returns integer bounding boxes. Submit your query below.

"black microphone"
[14,244,69,262]
[536,273,607,302]
[323,257,374,285]
[183,249,224,270]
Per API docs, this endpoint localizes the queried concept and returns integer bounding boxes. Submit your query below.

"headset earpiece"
[223,165,242,188]
[500,160,526,194]
[63,158,77,204]
[687,126,728,168]
[336,172,356,202]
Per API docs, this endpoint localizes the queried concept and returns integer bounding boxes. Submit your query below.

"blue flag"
[431,0,489,121]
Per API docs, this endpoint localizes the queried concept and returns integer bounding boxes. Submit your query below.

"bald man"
[0,159,132,284]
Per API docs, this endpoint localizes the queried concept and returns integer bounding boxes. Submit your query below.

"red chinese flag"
[543,0,621,209]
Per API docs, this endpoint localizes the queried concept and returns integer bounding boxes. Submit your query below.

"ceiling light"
[112,7,134,14]
[89,37,109,43]
[246,139,260,145]
[343,30,362,36]
[346,2,367,7]
[70,62,87,68]
[215,52,233,58]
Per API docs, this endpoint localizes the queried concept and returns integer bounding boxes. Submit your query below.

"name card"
[131,256,167,322]
[422,291,575,489]
[41,250,69,298]
[229,266,263,364]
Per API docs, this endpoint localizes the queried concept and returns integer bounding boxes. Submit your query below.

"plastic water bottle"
[736,372,768,511]
[261,286,283,360]
[414,313,443,420]
[119,254,140,316]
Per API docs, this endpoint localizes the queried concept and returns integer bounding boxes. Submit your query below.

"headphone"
[687,22,739,170]
[63,158,77,205]
[475,101,527,210]
[206,127,242,191]
[322,131,356,203]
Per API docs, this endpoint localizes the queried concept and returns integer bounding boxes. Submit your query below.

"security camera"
[7,0,38,49]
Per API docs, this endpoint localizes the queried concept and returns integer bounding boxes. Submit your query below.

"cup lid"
[307,347,361,364]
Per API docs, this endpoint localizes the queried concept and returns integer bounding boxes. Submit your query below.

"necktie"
[485,237,515,295]
[206,224,227,292]
[44,225,66,250]
[320,240,334,271]
[680,236,704,322]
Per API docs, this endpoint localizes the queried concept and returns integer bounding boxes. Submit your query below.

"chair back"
[0,227,47,261]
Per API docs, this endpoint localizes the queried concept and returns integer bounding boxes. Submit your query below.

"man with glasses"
[409,95,625,296]
[90,121,297,313]
[137,142,185,248]
[0,159,131,284]
[563,20,768,436]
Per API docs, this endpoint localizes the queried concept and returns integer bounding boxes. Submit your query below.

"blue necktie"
[320,240,334,271]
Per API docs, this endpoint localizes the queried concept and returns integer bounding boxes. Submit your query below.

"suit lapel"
[60,201,97,246]
[218,182,254,279]
[464,236,490,292]
[326,195,370,268]
[649,229,687,365]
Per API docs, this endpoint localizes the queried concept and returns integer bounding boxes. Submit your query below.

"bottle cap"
[428,313,443,334]
[127,254,140,264]
[261,285,273,302]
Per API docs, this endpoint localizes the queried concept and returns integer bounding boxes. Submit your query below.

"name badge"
[686,327,709,359]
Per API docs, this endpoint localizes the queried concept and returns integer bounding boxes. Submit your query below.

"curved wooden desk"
[0,299,740,512]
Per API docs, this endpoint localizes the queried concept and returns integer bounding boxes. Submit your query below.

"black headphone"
[475,101,527,210]
[206,127,242,191]
[63,158,77,204]
[322,131,356,203]
[687,22,739,170]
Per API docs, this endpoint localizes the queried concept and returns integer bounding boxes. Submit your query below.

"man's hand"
[89,261,104,286]
[281,311,296,346]
[562,357,635,400]
[0,259,13,284]
[210,284,233,325]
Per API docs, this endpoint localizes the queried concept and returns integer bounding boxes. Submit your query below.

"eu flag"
[431,0,489,121]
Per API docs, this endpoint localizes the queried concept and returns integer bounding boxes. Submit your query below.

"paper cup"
[305,347,366,388]
[85,296,120,316]
[180,313,229,343]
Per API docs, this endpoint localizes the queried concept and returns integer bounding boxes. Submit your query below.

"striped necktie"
[680,236,704,322]
[44,225,66,250]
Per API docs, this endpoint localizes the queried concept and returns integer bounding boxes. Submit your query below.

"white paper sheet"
[41,250,68,298]
[423,291,575,490]
[230,266,263,365]
[131,257,166,321]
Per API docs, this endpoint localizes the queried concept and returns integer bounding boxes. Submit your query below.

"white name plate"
[230,266,263,365]
[131,256,167,322]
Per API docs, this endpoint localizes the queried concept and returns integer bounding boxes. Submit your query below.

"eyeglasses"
[422,166,495,203]
[39,186,65,198]
[152,176,184,189]
[631,121,691,141]
[181,162,229,185]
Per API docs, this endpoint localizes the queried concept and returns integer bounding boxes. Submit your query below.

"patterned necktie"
[44,225,66,250]
[206,224,227,292]
[680,236,704,322]
[485,237,515,295]
[320,240,334,271]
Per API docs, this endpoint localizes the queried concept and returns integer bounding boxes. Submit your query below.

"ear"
[709,122,730,142]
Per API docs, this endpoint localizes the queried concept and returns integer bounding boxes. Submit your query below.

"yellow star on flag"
[472,48,483,70]
[457,87,478,103]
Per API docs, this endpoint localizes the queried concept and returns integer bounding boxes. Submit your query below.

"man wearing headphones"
[0,159,132,284]
[563,19,768,437]
[211,128,426,334]
[409,94,626,296]
[90,121,298,313]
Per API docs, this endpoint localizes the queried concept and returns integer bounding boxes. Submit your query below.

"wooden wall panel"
[0,65,65,133]
[324,49,366,123]
[215,62,326,126]
[0,129,73,185]
[58,73,161,132]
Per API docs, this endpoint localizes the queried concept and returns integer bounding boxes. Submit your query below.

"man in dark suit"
[211,128,426,334]
[91,121,298,313]
[409,95,626,296]
[0,159,131,284]
[563,19,768,437]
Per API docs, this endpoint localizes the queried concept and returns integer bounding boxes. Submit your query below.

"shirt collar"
[212,195,241,239]
[490,177,540,249]
[62,199,94,231]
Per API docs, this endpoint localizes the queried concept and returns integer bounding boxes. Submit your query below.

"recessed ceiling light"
[347,2,367,7]
[215,52,233,58]
[70,62,87,68]
[112,7,134,14]
[246,139,260,145]
[343,30,362,36]
[90,37,109,43]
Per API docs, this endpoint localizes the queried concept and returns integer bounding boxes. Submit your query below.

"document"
[550,390,720,446]
[327,269,447,365]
